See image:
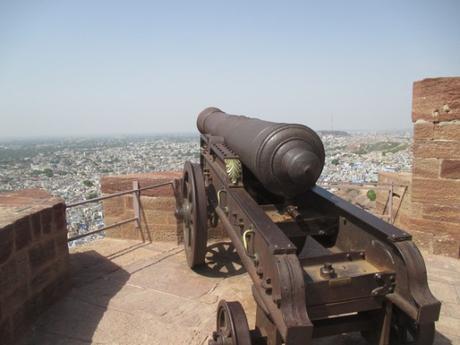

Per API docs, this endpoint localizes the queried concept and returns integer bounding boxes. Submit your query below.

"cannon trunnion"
[177,108,441,345]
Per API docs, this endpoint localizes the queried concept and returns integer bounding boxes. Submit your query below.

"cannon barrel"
[197,107,325,197]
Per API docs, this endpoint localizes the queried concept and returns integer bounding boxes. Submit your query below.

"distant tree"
[86,192,98,200]
[367,189,377,201]
[83,180,94,187]
[31,170,42,176]
[43,168,53,177]
[331,158,340,165]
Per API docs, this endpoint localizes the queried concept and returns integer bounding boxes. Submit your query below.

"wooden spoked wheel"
[209,300,252,345]
[181,161,208,269]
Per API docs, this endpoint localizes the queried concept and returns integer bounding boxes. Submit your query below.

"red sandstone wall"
[411,77,460,257]
[100,172,225,243]
[0,189,69,344]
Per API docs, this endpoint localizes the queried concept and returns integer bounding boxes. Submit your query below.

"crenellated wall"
[0,189,70,344]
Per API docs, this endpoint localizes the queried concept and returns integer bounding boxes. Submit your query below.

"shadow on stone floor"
[194,241,246,278]
[434,330,454,345]
[313,328,452,345]
[20,250,131,345]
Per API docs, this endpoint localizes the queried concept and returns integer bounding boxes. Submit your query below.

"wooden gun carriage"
[176,108,440,345]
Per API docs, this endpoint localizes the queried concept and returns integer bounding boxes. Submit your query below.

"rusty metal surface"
[175,108,441,345]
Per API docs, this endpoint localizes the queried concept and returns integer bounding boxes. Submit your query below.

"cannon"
[176,108,441,345]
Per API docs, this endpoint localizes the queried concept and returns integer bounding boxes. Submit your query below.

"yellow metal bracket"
[242,229,255,252]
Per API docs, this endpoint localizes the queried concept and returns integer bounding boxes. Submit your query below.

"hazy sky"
[0,1,459,137]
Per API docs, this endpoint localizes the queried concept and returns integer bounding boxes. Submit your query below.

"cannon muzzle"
[197,107,325,197]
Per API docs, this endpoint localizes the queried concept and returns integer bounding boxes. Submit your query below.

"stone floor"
[21,238,460,345]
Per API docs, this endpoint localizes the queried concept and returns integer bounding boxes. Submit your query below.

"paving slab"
[21,239,460,345]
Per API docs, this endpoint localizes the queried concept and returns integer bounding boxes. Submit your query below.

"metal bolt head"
[320,262,336,278]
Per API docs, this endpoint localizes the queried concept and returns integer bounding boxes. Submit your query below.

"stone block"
[412,177,460,206]
[30,213,41,239]
[420,204,460,223]
[413,140,460,160]
[0,319,12,345]
[54,231,69,256]
[378,171,412,186]
[39,274,68,307]
[103,226,125,239]
[124,195,177,212]
[140,196,177,212]
[15,251,30,283]
[31,265,55,293]
[101,196,125,209]
[22,293,43,325]
[150,225,181,241]
[53,257,70,279]
[412,158,439,179]
[412,77,460,122]
[14,217,31,251]
[101,172,181,197]
[0,260,17,294]
[119,223,143,240]
[52,203,66,232]
[29,240,56,272]
[143,210,177,226]
[441,160,460,179]
[11,303,27,340]
[104,206,129,217]
[0,224,14,265]
[433,235,460,258]
[408,216,460,236]
[396,211,413,230]
[40,208,54,234]
[434,121,460,141]
[413,121,434,140]
[2,284,28,317]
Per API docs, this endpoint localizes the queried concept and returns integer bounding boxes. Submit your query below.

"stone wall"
[0,189,69,344]
[411,77,460,257]
[376,78,460,257]
[100,172,225,242]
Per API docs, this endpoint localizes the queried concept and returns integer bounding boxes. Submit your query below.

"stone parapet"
[374,78,460,258]
[410,77,460,257]
[0,189,69,345]
[412,77,460,122]
[100,172,225,243]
